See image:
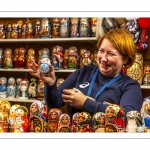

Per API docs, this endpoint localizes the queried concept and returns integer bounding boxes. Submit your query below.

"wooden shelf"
[0,98,39,103]
[0,37,97,43]
[140,85,150,89]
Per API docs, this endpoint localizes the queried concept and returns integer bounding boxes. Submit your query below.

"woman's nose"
[101,53,107,62]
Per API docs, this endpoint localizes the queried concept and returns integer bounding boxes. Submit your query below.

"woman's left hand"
[62,88,87,109]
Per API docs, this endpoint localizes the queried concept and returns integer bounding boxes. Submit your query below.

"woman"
[29,28,143,117]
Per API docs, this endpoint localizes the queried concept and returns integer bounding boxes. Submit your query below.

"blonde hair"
[97,28,136,68]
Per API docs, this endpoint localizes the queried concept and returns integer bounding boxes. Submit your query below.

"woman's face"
[97,38,128,77]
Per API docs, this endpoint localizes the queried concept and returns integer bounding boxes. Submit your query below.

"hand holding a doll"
[62,88,94,109]
[29,61,56,86]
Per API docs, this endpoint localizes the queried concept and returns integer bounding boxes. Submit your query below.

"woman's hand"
[29,61,56,86]
[62,88,87,109]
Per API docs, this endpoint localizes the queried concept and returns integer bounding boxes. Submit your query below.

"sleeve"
[44,69,81,108]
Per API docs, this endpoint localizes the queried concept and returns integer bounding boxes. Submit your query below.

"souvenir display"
[40,18,51,38]
[6,77,16,98]
[0,48,4,68]
[70,18,79,37]
[17,20,23,39]
[90,17,98,37]
[52,18,60,38]
[26,48,36,69]
[60,18,69,38]
[21,23,27,38]
[143,65,150,85]
[37,79,44,100]
[82,50,92,67]
[6,22,12,39]
[51,45,63,69]
[10,22,18,39]
[79,18,90,37]
[57,114,71,132]
[34,19,41,38]
[47,108,62,132]
[126,110,142,133]
[13,106,29,132]
[0,77,7,98]
[63,48,69,69]
[40,48,51,75]
[18,47,26,68]
[15,78,22,98]
[56,78,65,87]
[92,112,106,132]
[3,48,13,68]
[26,21,34,39]
[126,53,143,85]
[72,112,92,132]
[68,46,78,69]
[28,78,37,99]
[8,104,20,132]
[19,78,29,99]
[0,22,6,39]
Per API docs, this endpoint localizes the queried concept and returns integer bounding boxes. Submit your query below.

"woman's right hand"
[29,61,56,86]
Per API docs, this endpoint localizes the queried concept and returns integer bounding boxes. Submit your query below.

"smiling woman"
[29,28,143,118]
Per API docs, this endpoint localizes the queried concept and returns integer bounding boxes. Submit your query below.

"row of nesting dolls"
[0,17,98,39]
[1,98,150,133]
[0,76,64,99]
[0,46,97,69]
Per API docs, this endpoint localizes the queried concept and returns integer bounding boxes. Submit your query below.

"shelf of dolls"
[0,68,76,72]
[0,97,37,103]
[0,37,97,43]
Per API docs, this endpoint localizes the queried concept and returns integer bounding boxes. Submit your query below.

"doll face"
[106,108,114,118]
[16,108,24,117]
[61,116,69,125]
[20,83,27,92]
[51,112,57,119]
[78,116,84,123]
[9,79,15,85]
[10,106,17,116]
[31,105,38,113]
[98,116,105,124]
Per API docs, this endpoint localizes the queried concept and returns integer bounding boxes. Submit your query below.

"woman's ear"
[123,56,129,65]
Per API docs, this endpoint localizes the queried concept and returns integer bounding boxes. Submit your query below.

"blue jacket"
[44,66,143,117]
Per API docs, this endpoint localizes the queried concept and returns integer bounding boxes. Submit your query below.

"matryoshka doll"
[37,49,42,65]
[51,18,61,38]
[28,78,37,99]
[51,46,60,69]
[26,48,36,69]
[15,78,22,98]
[40,18,51,38]
[56,78,65,87]
[19,78,29,99]
[57,114,71,132]
[3,48,13,68]
[79,17,90,37]
[60,18,69,38]
[0,77,7,98]
[37,79,44,100]
[78,48,87,68]
[0,100,11,132]
[13,48,19,68]
[82,50,92,67]
[71,112,79,132]
[26,21,34,39]
[89,17,98,37]
[125,110,142,133]
[17,20,23,39]
[92,112,106,132]
[68,46,78,69]
[6,77,16,98]
[143,65,150,85]
[0,48,4,68]
[92,51,98,66]
[18,47,26,68]
[34,19,41,38]
[8,104,20,132]
[6,22,12,39]
[63,48,69,69]
[0,22,5,39]
[10,22,19,39]
[47,108,62,132]
[70,18,79,37]
[40,48,51,75]
[21,23,27,39]
[13,106,29,132]
[74,112,92,132]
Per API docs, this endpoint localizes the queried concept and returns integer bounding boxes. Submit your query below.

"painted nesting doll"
[37,79,44,100]
[17,20,23,39]
[90,17,98,37]
[47,108,62,132]
[6,22,12,39]
[28,78,37,99]
[56,78,65,87]
[13,106,29,132]
[4,48,13,68]
[143,65,150,85]
[52,18,61,38]
[0,22,5,39]
[18,47,26,68]
[26,21,34,39]
[13,48,19,68]
[63,48,69,69]
[15,78,22,98]
[21,23,27,39]
[0,77,7,98]
[34,19,41,38]
[10,22,19,39]
[70,18,79,37]
[60,18,69,38]
[0,48,4,68]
